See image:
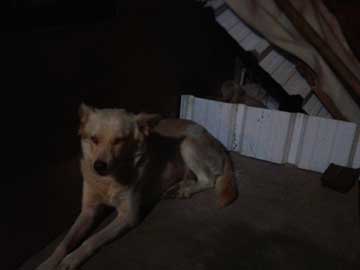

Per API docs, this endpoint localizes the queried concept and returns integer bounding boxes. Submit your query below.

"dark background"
[2,1,360,269]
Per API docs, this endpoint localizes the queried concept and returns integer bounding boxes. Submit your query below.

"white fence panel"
[180,95,360,173]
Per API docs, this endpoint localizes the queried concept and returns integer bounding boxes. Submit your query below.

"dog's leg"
[165,167,215,199]
[176,171,215,198]
[57,201,137,270]
[36,205,100,270]
[162,168,196,198]
[176,139,216,198]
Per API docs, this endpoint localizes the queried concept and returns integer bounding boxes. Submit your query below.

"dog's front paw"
[57,254,81,270]
[163,180,195,199]
[177,186,193,198]
[162,184,180,199]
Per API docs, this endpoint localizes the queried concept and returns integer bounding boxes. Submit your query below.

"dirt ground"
[20,153,360,270]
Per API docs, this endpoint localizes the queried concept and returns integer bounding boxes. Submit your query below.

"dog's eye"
[90,136,99,144]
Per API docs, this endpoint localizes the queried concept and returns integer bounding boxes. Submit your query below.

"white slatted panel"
[272,61,296,86]
[287,113,307,165]
[213,6,329,118]
[240,32,265,52]
[218,11,270,55]
[330,123,358,166]
[187,97,235,148]
[255,39,270,54]
[204,0,225,9]
[241,107,291,163]
[233,104,247,152]
[353,135,360,168]
[259,51,286,74]
[228,21,251,43]
[283,72,311,98]
[318,106,332,119]
[297,117,356,171]
[216,9,239,30]
[180,95,360,173]
[192,97,209,127]
[180,95,195,120]
[303,94,323,116]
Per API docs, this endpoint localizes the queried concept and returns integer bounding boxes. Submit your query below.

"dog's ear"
[78,103,95,136]
[135,113,162,137]
[79,103,94,124]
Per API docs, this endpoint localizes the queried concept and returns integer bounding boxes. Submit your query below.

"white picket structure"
[211,2,332,118]
[180,95,360,173]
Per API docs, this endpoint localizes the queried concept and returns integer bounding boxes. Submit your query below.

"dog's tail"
[215,153,238,208]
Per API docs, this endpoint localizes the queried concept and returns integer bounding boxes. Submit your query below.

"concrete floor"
[20,153,360,270]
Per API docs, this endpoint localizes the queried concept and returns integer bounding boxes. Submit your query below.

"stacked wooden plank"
[181,95,359,173]
[207,1,331,118]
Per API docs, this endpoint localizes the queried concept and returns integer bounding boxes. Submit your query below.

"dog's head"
[79,103,161,176]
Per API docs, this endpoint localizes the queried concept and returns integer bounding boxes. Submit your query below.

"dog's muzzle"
[93,160,109,176]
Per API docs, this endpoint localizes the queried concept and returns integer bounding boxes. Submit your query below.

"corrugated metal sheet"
[303,94,331,118]
[216,9,239,30]
[284,72,312,98]
[211,4,329,118]
[204,0,225,10]
[180,95,360,173]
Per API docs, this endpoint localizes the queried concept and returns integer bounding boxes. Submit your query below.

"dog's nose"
[93,160,108,176]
